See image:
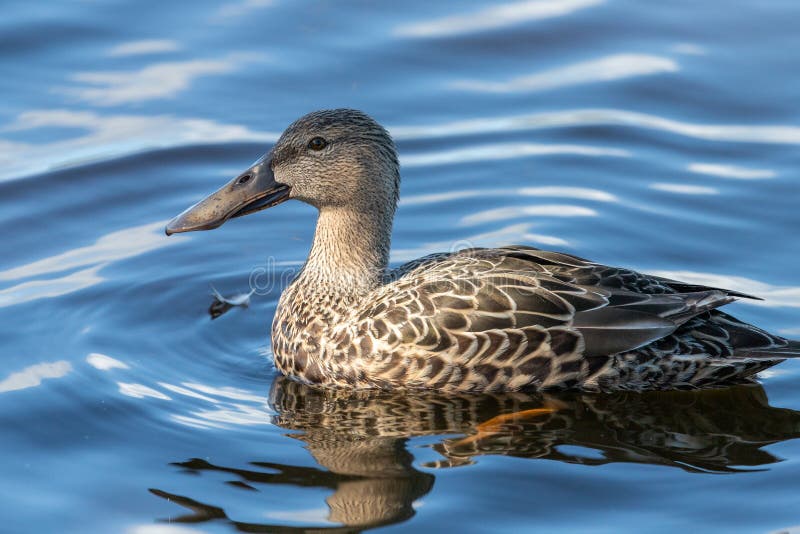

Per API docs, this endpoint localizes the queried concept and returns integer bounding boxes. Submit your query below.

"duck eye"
[308,137,327,151]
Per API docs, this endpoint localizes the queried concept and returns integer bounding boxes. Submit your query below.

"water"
[2,0,800,532]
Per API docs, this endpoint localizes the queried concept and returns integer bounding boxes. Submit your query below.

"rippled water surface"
[2,1,800,532]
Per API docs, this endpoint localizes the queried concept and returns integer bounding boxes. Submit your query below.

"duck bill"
[165,157,290,235]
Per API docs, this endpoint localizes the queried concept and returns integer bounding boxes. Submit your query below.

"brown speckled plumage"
[273,243,796,391]
[170,109,799,391]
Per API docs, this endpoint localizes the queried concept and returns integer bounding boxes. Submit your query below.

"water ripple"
[107,39,181,57]
[461,204,597,225]
[394,0,604,38]
[0,110,275,181]
[650,183,719,195]
[390,108,800,144]
[688,162,776,180]
[0,361,72,393]
[450,53,678,93]
[400,141,628,167]
[401,186,617,206]
[57,52,267,106]
[0,221,171,282]
[0,264,105,308]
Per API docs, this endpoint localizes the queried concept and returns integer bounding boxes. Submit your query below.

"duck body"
[272,245,795,392]
[166,109,798,392]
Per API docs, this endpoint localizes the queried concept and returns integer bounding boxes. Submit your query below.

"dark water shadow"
[151,379,800,531]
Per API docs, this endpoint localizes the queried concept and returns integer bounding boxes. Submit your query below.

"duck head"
[165,109,399,235]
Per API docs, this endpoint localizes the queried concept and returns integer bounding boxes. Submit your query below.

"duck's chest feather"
[271,282,369,387]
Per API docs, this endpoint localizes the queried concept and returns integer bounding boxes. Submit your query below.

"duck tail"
[741,339,800,359]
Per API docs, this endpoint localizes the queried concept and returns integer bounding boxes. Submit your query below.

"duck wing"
[490,246,754,356]
[343,246,780,391]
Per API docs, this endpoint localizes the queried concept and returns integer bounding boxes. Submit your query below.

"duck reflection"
[152,378,800,531]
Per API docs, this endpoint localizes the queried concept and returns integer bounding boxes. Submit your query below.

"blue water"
[2,1,800,532]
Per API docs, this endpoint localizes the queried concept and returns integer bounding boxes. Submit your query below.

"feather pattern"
[273,245,795,392]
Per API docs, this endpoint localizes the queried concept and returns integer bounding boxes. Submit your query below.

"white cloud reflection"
[688,162,776,180]
[462,204,597,225]
[401,186,616,206]
[0,222,174,307]
[118,382,171,400]
[179,403,274,426]
[216,0,274,18]
[400,142,628,167]
[107,39,181,57]
[3,107,796,185]
[394,0,603,38]
[671,43,707,56]
[111,378,277,429]
[0,222,172,282]
[60,53,266,106]
[389,108,800,145]
[0,265,104,308]
[158,382,220,403]
[0,109,275,182]
[451,54,677,93]
[86,353,129,371]
[159,382,274,428]
[0,361,72,393]
[180,382,270,403]
[650,183,718,195]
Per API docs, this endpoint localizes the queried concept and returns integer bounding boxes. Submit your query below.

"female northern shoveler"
[166,109,799,392]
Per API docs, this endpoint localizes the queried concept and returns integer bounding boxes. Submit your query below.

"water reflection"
[107,39,181,57]
[0,110,275,182]
[687,162,776,180]
[61,52,266,106]
[400,141,628,167]
[393,0,604,38]
[649,183,719,195]
[0,361,72,393]
[152,379,800,530]
[389,108,800,145]
[450,53,677,94]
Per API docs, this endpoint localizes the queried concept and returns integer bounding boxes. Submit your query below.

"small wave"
[401,186,617,206]
[450,53,677,94]
[687,162,776,180]
[394,0,604,38]
[400,141,628,167]
[390,108,800,145]
[461,204,597,226]
[0,109,276,182]
[0,361,72,393]
[650,183,719,195]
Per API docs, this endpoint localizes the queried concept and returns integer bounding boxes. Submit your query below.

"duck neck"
[295,202,394,308]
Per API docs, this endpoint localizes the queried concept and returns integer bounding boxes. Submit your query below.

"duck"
[166,108,799,392]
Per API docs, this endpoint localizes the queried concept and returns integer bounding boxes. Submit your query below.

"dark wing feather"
[572,307,677,357]
[347,246,779,390]
[484,247,757,355]
[648,274,763,301]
